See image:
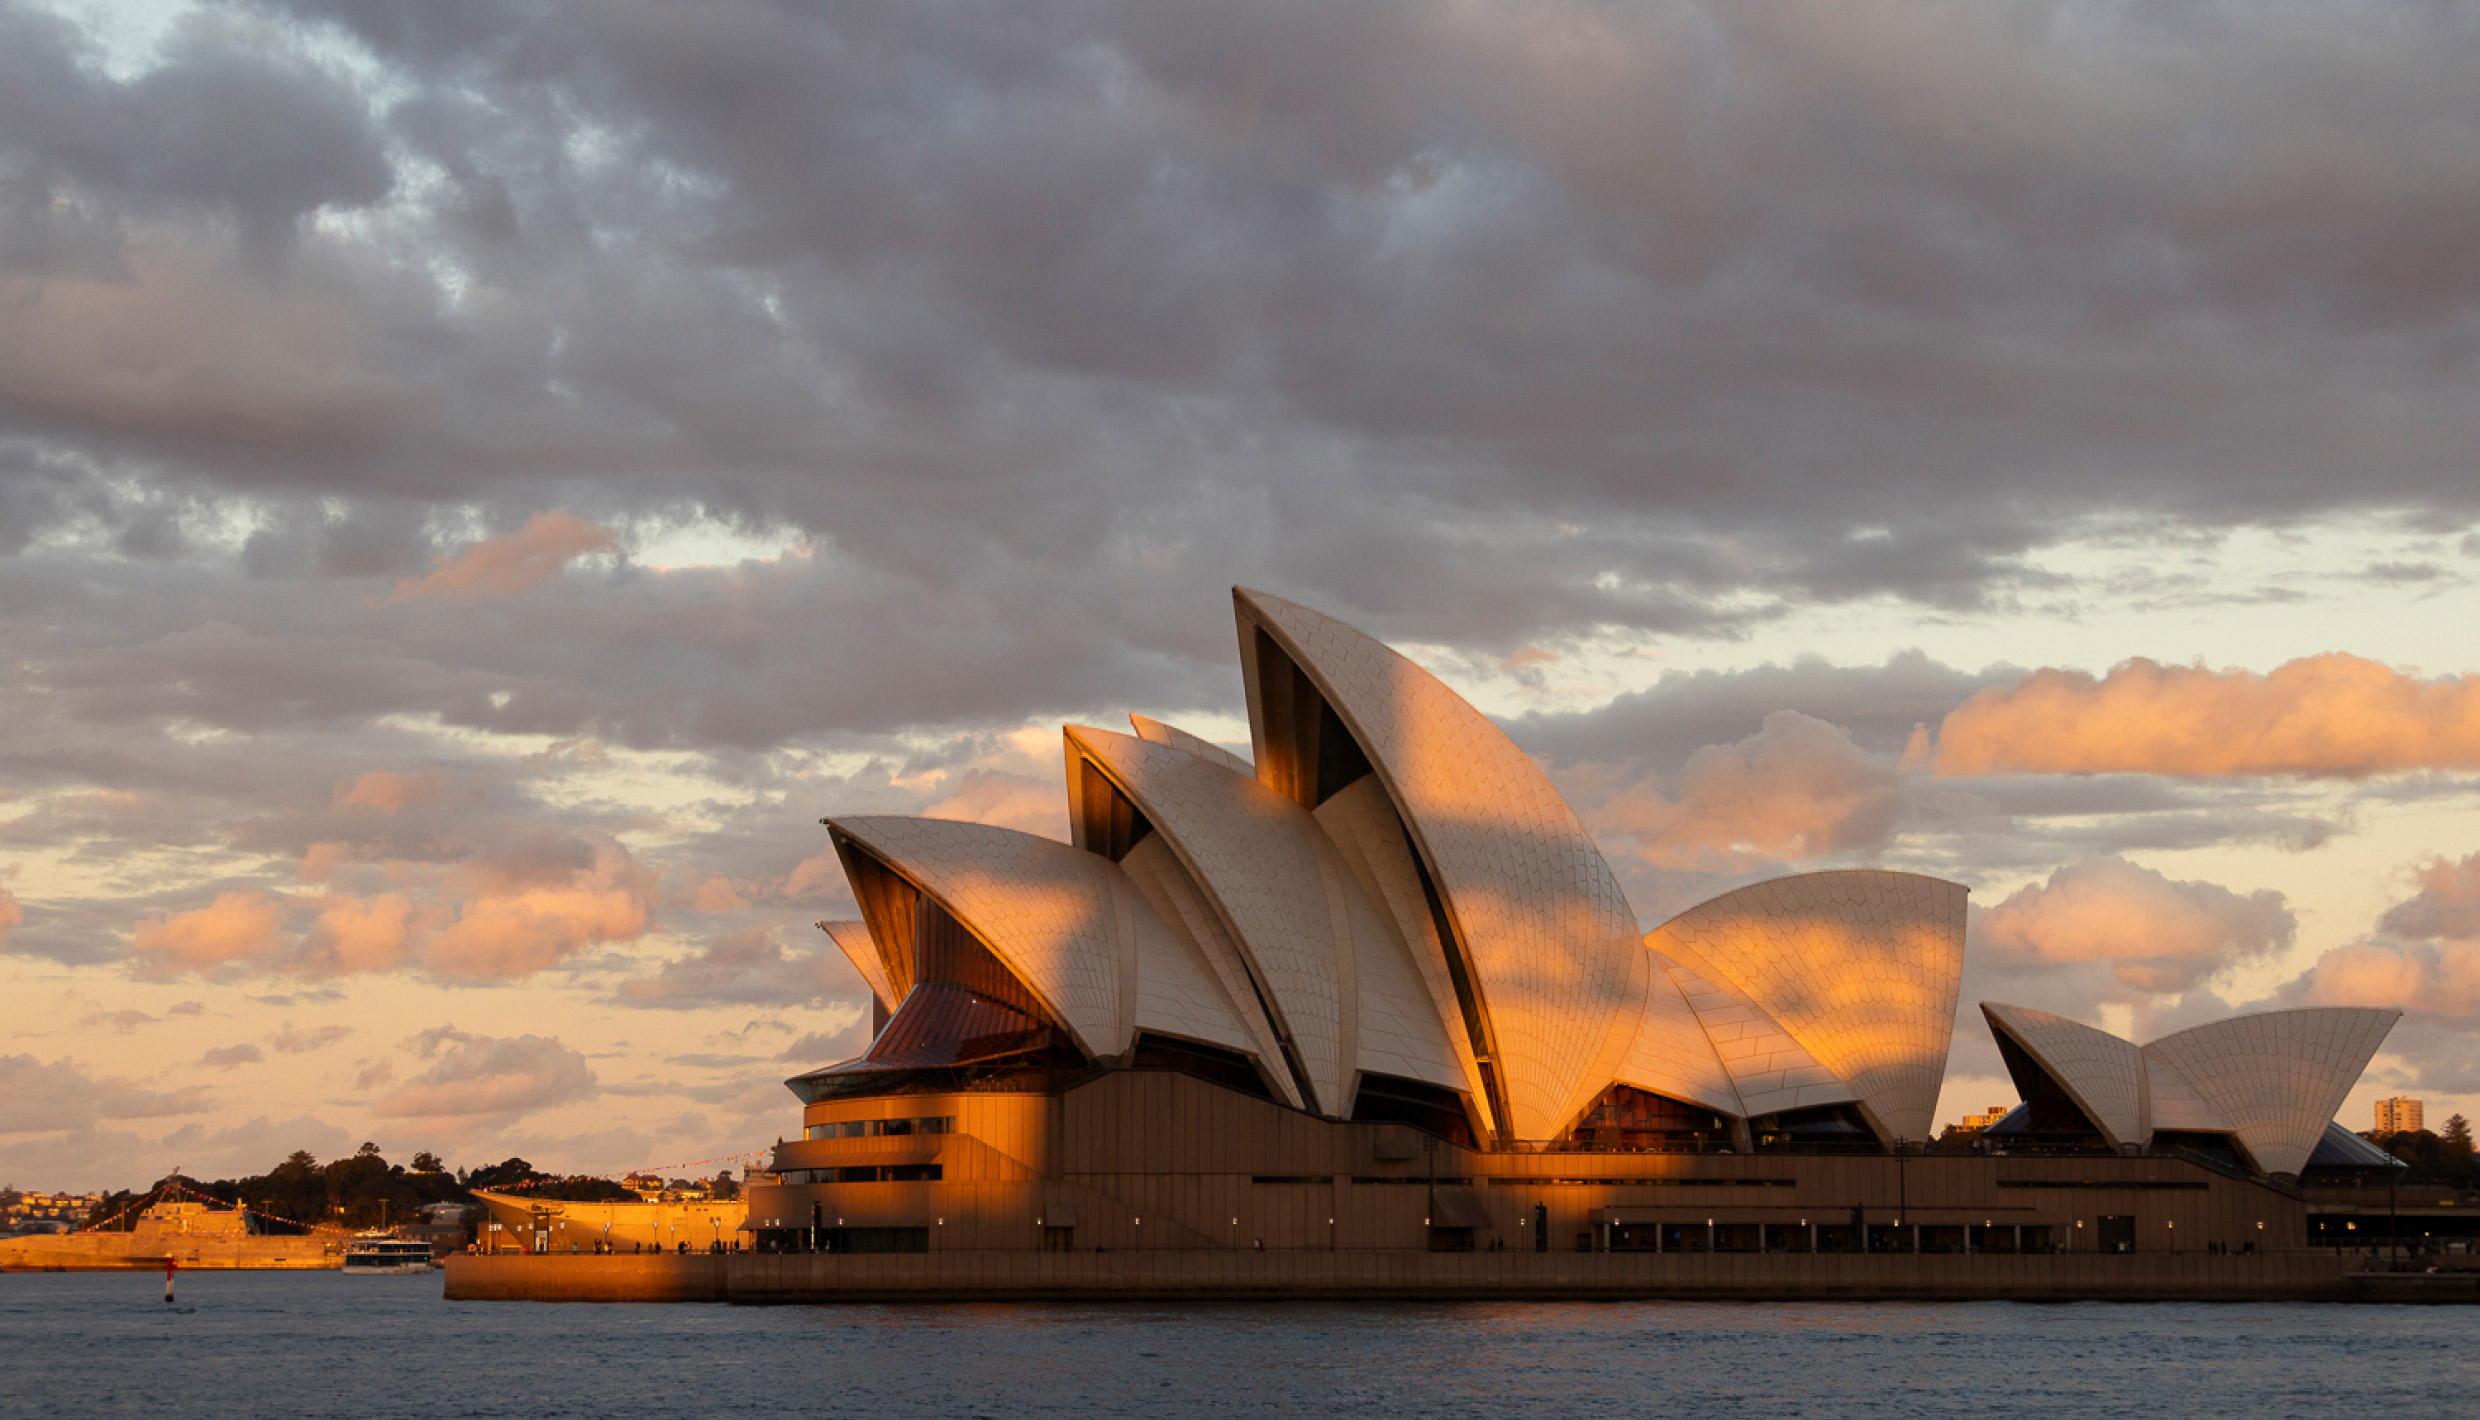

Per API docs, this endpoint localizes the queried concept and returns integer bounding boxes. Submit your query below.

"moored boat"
[341,1237,437,1274]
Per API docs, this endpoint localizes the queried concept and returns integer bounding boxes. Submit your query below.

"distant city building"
[1959,1105,2011,1131]
[2374,1097,2424,1135]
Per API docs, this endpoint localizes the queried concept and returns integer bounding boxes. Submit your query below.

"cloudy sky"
[8,0,2480,1191]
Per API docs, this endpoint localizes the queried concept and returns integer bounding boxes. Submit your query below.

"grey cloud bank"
[8,0,2480,1185]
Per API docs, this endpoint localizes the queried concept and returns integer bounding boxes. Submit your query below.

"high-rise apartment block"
[2374,1096,2424,1134]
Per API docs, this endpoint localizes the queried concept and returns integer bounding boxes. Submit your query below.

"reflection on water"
[2,1270,2469,1418]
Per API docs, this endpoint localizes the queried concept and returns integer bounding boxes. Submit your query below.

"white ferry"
[341,1237,437,1275]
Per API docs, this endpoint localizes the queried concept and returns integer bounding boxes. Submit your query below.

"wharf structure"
[469,1190,746,1254]
[450,588,2436,1302]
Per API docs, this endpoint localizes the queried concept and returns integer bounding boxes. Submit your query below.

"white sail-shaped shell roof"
[2142,1008,2401,1176]
[1648,870,1968,1144]
[1655,950,1851,1118]
[1115,834,1304,1108]
[2140,1053,2230,1134]
[1978,1003,2397,1175]
[1069,724,1464,1115]
[1129,714,1253,776]
[1309,774,1498,1128]
[1068,725,1349,1113]
[1235,587,1656,1141]
[829,814,1278,1086]
[828,816,1129,1056]
[816,918,894,1015]
[1981,1003,2146,1148]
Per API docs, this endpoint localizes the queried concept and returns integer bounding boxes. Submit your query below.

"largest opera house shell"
[799,588,2395,1166]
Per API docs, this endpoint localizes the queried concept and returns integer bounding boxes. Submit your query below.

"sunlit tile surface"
[1648,871,1968,1144]
[1982,1003,2148,1147]
[2142,1008,2402,1176]
[1237,588,1658,1140]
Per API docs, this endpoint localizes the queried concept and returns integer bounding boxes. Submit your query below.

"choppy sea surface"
[2,1270,2472,1418]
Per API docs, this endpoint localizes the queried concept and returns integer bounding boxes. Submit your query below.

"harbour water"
[1,1270,2470,1418]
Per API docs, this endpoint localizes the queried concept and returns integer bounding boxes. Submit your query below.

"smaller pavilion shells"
[1982,1003,2402,1176]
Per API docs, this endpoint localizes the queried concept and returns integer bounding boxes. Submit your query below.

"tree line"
[74,1145,729,1232]
[2367,1114,2477,1186]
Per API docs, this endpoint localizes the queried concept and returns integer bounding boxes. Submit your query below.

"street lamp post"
[1895,1137,1909,1253]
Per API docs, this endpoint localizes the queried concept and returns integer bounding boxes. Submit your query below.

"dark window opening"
[1313,698,1374,805]
[820,1227,929,1255]
[778,1164,946,1185]
[1351,1074,1476,1149]
[1987,1031,2109,1144]
[1426,1226,1475,1253]
[857,894,1075,1071]
[1076,758,1154,862]
[2097,1214,2136,1254]
[2152,1131,2252,1172]
[1408,846,1509,1142]
[1251,628,1373,810]
[1129,1033,1278,1102]
[1567,1085,1727,1151]
[789,1055,1083,1103]
[1751,1104,1884,1153]
[1041,1227,1074,1253]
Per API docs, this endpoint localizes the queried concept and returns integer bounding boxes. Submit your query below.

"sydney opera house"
[743,589,2402,1261]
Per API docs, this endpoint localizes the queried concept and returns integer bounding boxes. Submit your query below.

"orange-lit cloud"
[921,768,1069,839]
[2285,851,2480,1016]
[1977,854,2293,993]
[1935,654,2480,777]
[388,512,616,602]
[2289,939,2480,1016]
[1586,710,1901,871]
[2378,851,2480,941]
[130,890,292,978]
[418,842,656,981]
[269,1023,353,1054]
[305,891,413,973]
[0,1056,212,1132]
[333,768,443,812]
[0,884,19,942]
[687,872,750,913]
[133,838,658,983]
[373,1028,596,1121]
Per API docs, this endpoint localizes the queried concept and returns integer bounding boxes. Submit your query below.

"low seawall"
[445,1249,2380,1304]
[0,1235,340,1272]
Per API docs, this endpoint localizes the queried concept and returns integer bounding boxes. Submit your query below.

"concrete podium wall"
[445,1248,2365,1304]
